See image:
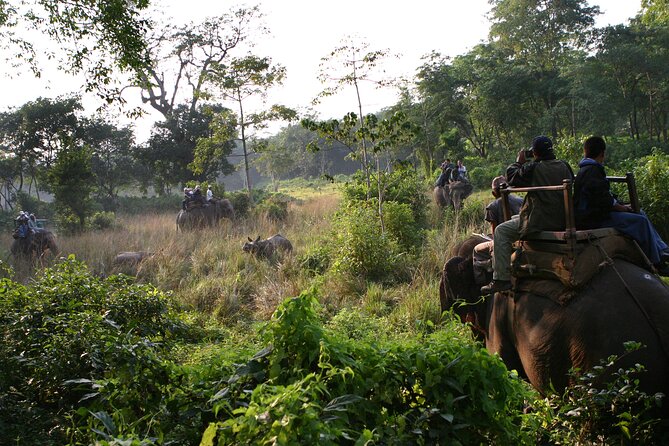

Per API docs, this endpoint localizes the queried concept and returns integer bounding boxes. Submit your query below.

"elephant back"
[511,232,650,291]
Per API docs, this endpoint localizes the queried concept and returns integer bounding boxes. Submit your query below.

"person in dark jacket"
[481,136,575,293]
[574,136,669,275]
[471,176,525,285]
[435,159,455,187]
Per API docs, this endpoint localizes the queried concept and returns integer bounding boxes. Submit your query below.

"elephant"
[176,198,235,231]
[11,229,59,262]
[440,235,669,399]
[433,181,474,211]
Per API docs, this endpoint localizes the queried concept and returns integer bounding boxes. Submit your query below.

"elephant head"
[433,186,451,208]
[440,255,488,341]
[449,181,474,210]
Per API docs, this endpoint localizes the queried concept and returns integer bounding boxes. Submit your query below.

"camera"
[523,149,534,158]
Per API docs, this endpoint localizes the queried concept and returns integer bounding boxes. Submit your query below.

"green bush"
[226,191,252,218]
[330,203,407,283]
[634,150,669,240]
[383,200,424,252]
[0,257,194,444]
[202,289,533,445]
[298,244,331,276]
[443,195,487,233]
[530,342,666,445]
[89,211,116,230]
[255,195,289,222]
[55,209,83,235]
[342,163,428,229]
[468,164,506,190]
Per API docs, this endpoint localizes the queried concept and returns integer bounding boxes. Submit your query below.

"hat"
[530,135,553,155]
[491,176,507,191]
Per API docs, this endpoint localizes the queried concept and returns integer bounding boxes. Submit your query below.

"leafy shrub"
[89,211,116,230]
[202,289,532,445]
[468,164,506,190]
[330,203,406,283]
[326,306,385,340]
[634,150,669,240]
[530,342,667,445]
[605,136,668,169]
[0,257,191,443]
[298,244,332,276]
[255,195,289,222]
[443,194,487,233]
[0,210,17,231]
[342,163,428,229]
[55,209,83,235]
[226,191,252,218]
[383,200,424,251]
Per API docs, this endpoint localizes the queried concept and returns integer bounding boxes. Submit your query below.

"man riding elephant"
[481,136,574,294]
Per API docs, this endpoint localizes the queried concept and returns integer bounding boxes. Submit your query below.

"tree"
[314,37,398,194]
[204,55,295,192]
[488,0,600,136]
[80,118,137,210]
[0,0,151,102]
[47,143,94,229]
[640,0,669,26]
[189,108,238,182]
[590,23,669,141]
[134,6,265,120]
[0,96,82,198]
[129,6,267,193]
[136,104,235,195]
[253,137,297,192]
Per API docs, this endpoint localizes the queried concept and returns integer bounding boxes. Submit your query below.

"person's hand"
[516,149,527,164]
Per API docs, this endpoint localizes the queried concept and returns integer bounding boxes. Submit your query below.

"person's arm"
[506,149,538,187]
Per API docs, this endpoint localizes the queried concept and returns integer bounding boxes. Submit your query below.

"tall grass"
[1,188,474,326]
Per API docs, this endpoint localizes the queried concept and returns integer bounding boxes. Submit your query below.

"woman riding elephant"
[440,235,669,399]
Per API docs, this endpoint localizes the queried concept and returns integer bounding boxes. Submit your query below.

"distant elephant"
[176,198,235,231]
[433,181,474,211]
[440,235,669,397]
[11,229,59,261]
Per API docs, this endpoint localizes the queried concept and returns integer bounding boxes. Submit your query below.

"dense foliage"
[0,258,192,443]
[202,289,532,445]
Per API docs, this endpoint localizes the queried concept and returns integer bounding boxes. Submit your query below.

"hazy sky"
[0,0,642,141]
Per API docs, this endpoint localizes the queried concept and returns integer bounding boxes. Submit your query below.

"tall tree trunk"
[237,92,252,196]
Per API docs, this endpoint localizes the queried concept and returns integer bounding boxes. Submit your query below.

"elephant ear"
[445,256,476,302]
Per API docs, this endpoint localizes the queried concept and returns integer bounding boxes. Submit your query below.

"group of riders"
[13,211,40,241]
[447,135,669,297]
[182,185,215,211]
[435,159,468,187]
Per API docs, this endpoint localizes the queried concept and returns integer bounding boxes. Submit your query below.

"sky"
[0,0,643,142]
